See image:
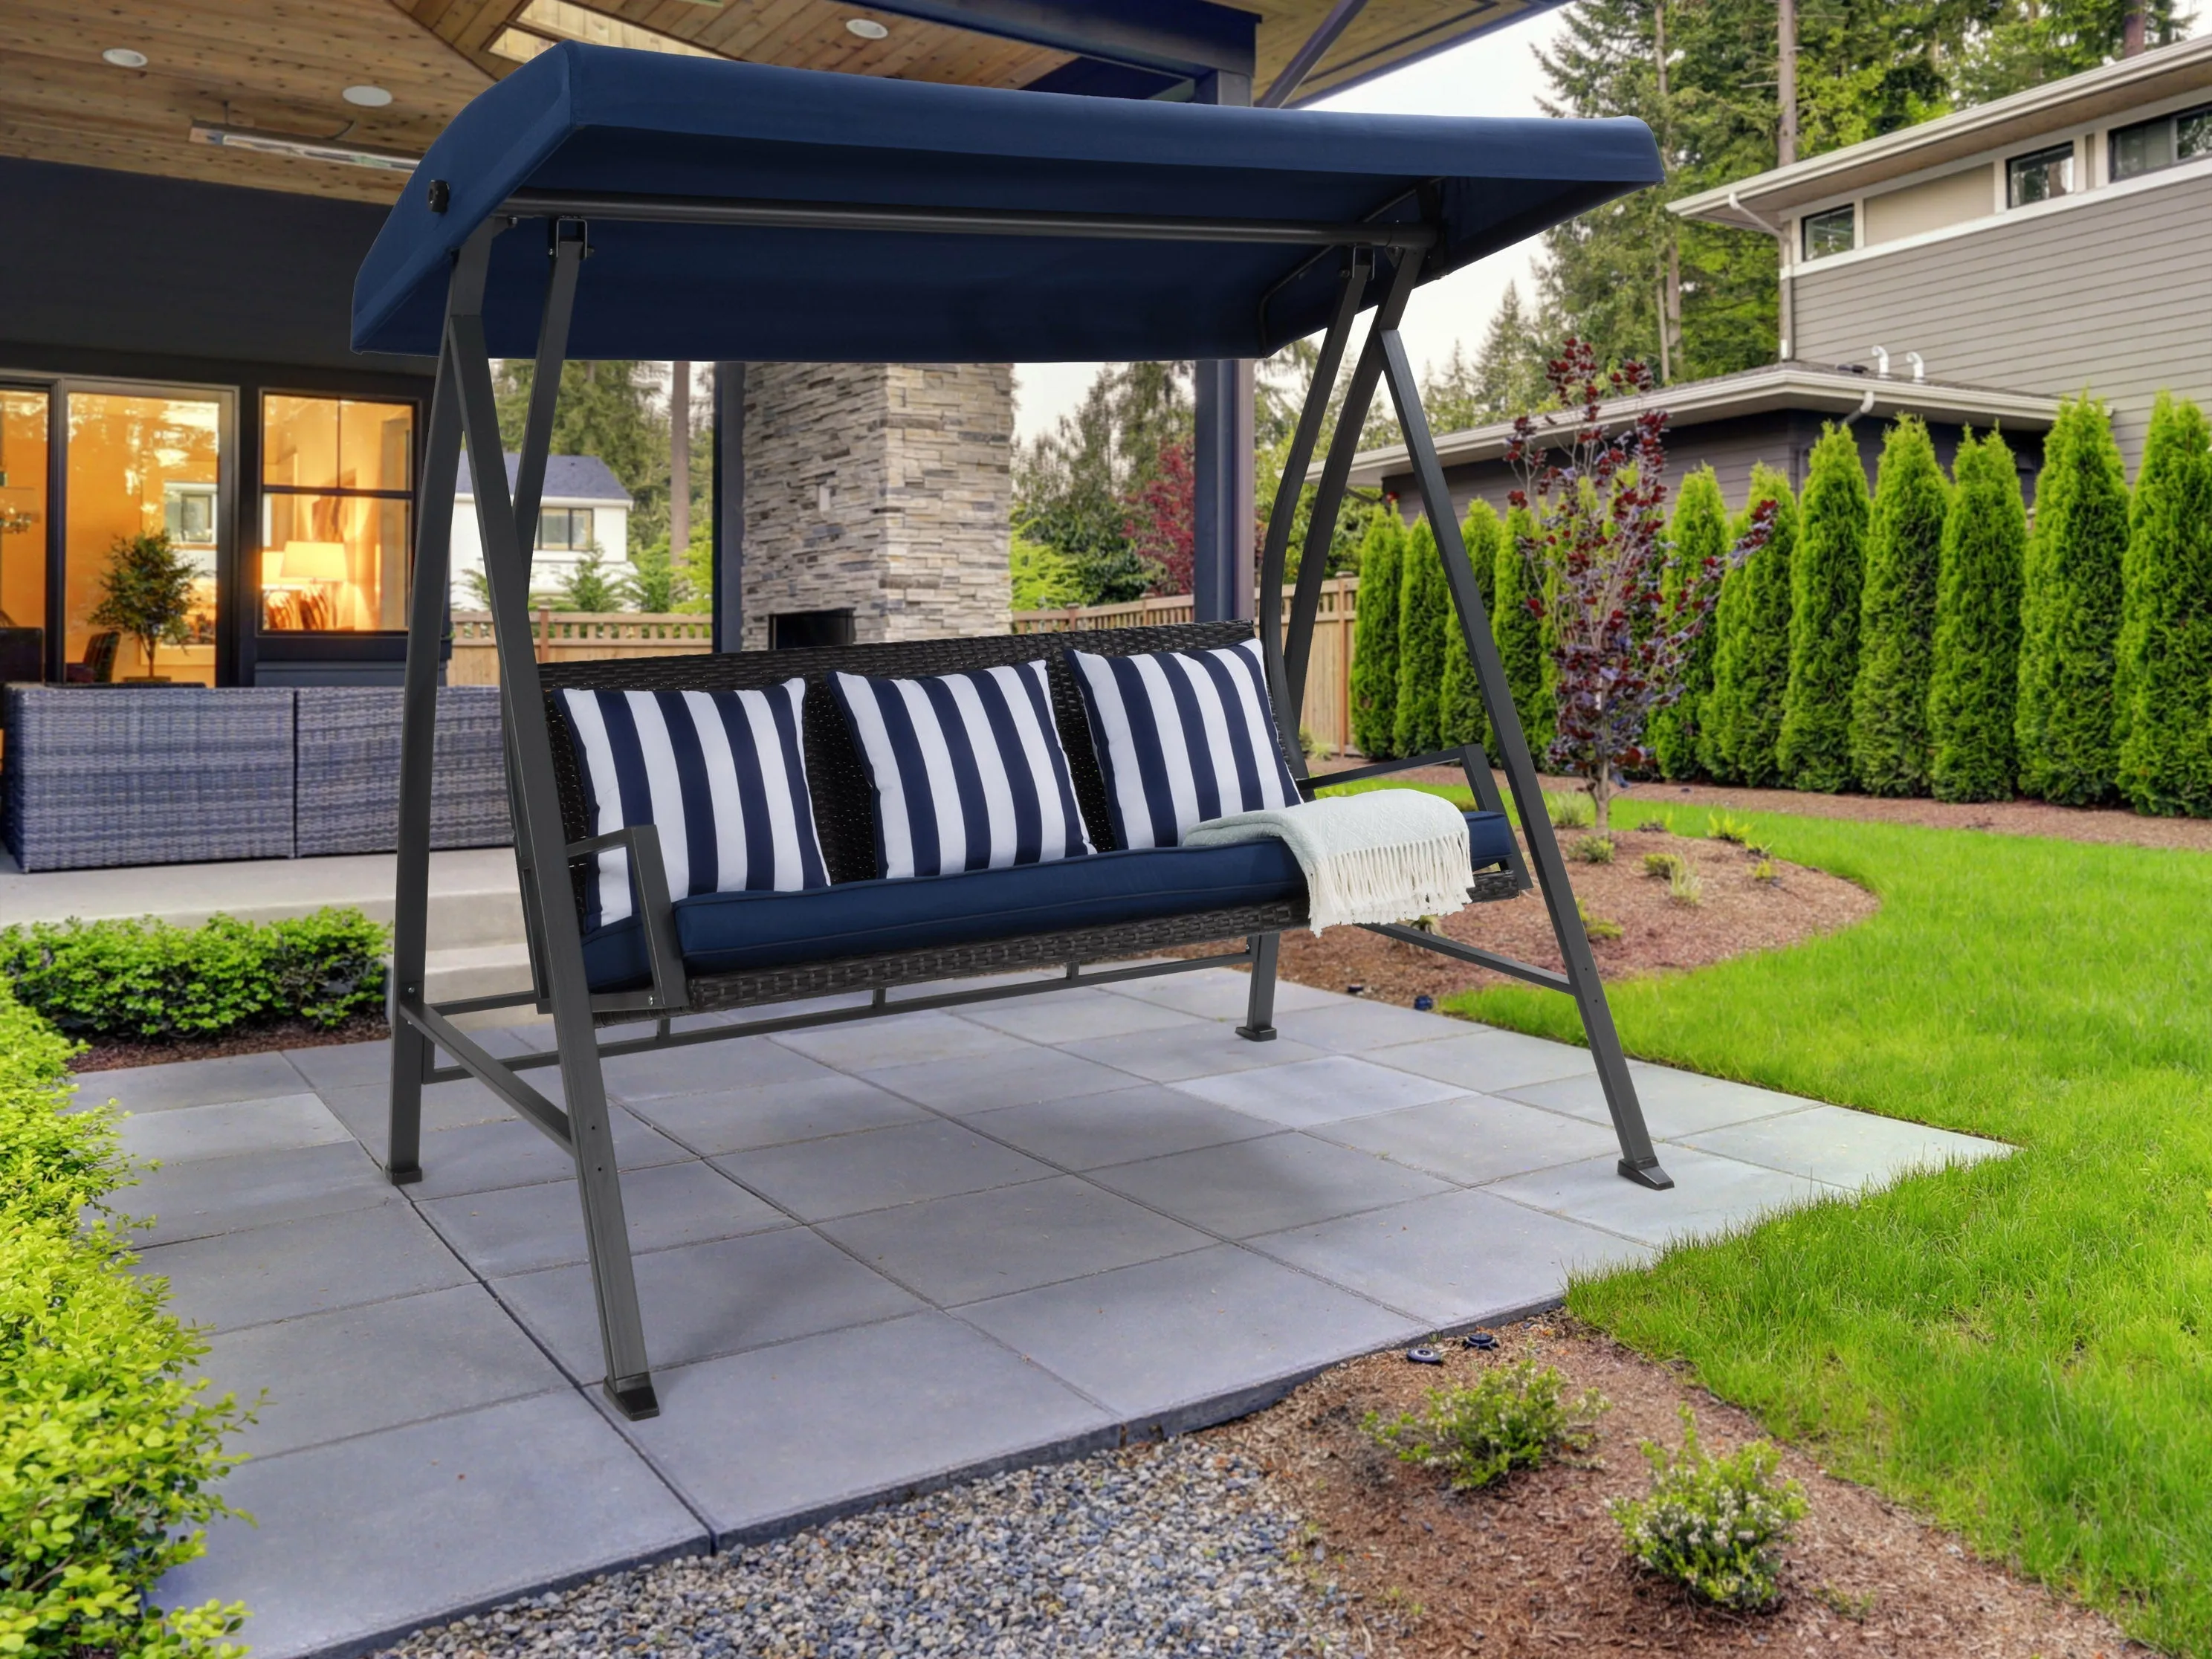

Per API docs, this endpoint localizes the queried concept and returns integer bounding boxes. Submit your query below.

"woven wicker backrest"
[540,620,1263,886]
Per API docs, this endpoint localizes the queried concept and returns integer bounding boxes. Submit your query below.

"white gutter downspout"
[1730,190,1794,360]
[1840,386,1878,427]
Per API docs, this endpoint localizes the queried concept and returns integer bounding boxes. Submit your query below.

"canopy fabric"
[352,42,1659,363]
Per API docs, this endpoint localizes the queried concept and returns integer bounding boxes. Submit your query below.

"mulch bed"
[67,1013,389,1073]
[1217,1317,2145,1659]
[1182,825,1878,1008]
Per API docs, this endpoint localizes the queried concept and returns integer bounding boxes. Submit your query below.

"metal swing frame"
[385,192,1669,1423]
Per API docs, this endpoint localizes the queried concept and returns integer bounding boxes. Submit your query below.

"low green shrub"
[1705,812,1756,845]
[1569,835,1615,864]
[0,908,388,1041]
[1668,864,1706,908]
[1611,1406,1807,1611]
[0,983,251,1657]
[1751,859,1781,884]
[1637,818,1672,834]
[1578,900,1625,942]
[1546,792,1595,830]
[1642,853,1683,879]
[1367,1361,1606,1491]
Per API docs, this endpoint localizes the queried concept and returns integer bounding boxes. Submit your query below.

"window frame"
[1800,203,1857,260]
[2005,142,2076,208]
[2109,101,2212,182]
[256,391,418,636]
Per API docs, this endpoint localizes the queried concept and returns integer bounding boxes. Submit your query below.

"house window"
[260,395,415,632]
[536,507,597,552]
[1802,204,1856,259]
[2006,143,2074,207]
[2111,102,2212,181]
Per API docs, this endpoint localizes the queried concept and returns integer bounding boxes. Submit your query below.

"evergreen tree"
[2014,395,2129,804]
[1849,417,1950,795]
[494,360,667,553]
[1493,505,1553,760]
[1394,520,1451,757]
[1650,467,1728,780]
[1348,513,1407,757]
[1700,465,1797,786]
[1927,428,2028,802]
[2114,395,2212,816]
[1438,499,1504,750]
[1778,424,1869,791]
[1012,362,1191,604]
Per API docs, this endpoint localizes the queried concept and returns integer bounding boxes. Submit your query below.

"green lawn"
[1438,808,2212,1653]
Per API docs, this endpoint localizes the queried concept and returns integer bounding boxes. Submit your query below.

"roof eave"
[1325,367,2065,487]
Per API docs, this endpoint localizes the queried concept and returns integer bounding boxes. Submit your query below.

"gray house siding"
[1384,410,2037,525]
[1793,168,2212,470]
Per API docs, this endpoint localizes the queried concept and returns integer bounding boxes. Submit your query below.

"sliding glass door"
[0,389,47,682]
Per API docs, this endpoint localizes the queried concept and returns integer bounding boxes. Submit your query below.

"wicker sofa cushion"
[579,809,1518,990]
[1068,638,1300,850]
[828,661,1093,879]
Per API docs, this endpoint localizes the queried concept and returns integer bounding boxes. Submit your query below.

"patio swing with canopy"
[353,42,1669,1421]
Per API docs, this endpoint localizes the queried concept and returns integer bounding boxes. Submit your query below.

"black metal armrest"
[566,824,689,1012]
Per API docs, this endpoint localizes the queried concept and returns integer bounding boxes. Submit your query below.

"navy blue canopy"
[353,43,1658,363]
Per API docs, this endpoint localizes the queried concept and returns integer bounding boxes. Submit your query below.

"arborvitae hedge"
[1777,424,1869,792]
[2115,394,2212,816]
[1650,467,1727,781]
[2015,395,2129,805]
[1493,505,1553,761]
[1849,417,1949,796]
[1348,512,1406,757]
[1437,499,1504,751]
[1927,428,2027,803]
[1700,464,1797,786]
[1394,519,1451,756]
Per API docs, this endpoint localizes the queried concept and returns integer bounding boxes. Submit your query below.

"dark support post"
[1191,66,1254,625]
[1238,931,1280,1041]
[712,361,746,653]
[1377,325,1671,1190]
[385,336,470,1186]
[444,224,662,1414]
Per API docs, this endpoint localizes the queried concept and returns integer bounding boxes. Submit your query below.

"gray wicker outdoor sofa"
[361,44,1675,1417]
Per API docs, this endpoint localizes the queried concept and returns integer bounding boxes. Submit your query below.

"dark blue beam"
[867,0,1255,79]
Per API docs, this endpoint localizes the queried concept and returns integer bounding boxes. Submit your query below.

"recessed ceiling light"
[102,47,149,68]
[343,84,393,107]
[845,17,888,39]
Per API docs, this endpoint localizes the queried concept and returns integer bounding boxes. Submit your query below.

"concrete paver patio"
[120,969,2006,1658]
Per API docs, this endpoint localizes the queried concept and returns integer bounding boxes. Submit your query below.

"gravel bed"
[375,1438,1348,1659]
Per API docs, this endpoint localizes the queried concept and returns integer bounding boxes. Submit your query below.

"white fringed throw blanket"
[1181,789,1473,934]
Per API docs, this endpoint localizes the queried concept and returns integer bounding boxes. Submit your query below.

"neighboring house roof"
[455,453,633,506]
[1325,361,2064,488]
[1672,33,2212,231]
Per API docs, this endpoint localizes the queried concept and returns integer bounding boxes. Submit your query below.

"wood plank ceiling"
[0,0,1541,207]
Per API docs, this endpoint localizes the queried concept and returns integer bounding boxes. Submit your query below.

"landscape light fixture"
[102,47,149,67]
[343,85,395,107]
[188,120,419,173]
[846,18,889,39]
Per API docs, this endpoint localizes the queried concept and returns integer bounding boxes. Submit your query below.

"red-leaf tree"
[1506,337,1773,832]
[1125,439,1194,598]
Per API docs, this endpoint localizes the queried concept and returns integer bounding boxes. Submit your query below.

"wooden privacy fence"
[451,580,1363,757]
[1013,578,1360,757]
[449,612,716,685]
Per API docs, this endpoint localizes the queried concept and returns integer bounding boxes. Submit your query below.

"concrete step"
[424,941,542,1032]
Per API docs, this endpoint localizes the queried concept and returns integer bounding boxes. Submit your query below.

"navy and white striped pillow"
[1070,638,1301,850]
[830,661,1094,879]
[555,680,829,931]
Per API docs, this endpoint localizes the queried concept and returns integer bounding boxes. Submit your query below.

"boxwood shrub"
[0,908,388,1041]
[0,983,252,1657]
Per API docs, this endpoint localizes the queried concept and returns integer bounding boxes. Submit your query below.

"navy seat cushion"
[583,809,1514,990]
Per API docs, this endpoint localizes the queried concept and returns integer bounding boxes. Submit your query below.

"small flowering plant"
[1506,339,1774,832]
[1610,1406,1808,1611]
[1365,1360,1608,1491]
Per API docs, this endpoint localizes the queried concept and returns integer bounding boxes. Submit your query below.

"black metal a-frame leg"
[386,219,664,1415]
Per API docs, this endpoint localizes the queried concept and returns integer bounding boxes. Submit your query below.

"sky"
[1008,9,1568,444]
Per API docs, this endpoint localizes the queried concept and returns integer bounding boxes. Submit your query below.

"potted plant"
[90,530,198,683]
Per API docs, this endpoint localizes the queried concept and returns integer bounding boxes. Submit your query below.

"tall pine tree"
[1348,513,1407,757]
[1651,467,1728,780]
[1701,464,1797,786]
[1927,428,2027,803]
[1394,519,1452,757]
[2114,395,2212,817]
[1438,499,1504,750]
[2015,395,2129,804]
[1494,505,1553,762]
[1778,424,1869,792]
[1849,417,1949,796]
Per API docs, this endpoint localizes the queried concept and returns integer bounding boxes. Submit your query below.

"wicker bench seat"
[578,807,1518,992]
